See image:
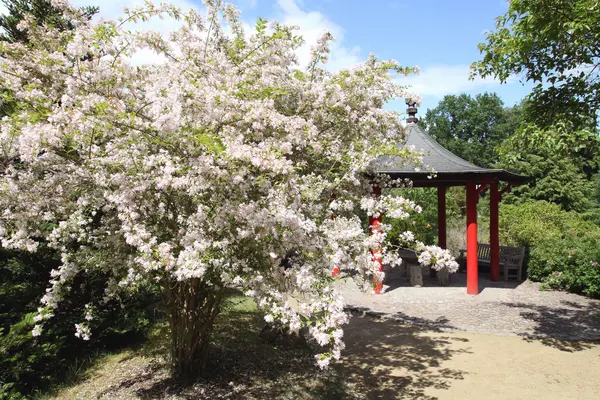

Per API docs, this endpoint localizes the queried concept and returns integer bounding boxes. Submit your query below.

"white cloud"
[73,0,362,70]
[71,0,201,65]
[74,0,198,21]
[401,64,505,99]
[275,0,361,71]
[241,0,259,8]
[3,0,360,70]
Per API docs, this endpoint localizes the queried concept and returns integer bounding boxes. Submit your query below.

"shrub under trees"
[500,201,600,298]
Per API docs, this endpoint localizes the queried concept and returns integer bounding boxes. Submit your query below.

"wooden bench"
[460,244,526,281]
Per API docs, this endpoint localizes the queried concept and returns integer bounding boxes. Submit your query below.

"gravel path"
[339,272,600,342]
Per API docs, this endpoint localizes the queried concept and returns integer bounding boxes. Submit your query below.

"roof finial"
[406,100,418,124]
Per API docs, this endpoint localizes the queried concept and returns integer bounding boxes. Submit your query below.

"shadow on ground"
[338,316,469,399]
[503,300,600,352]
[97,304,348,399]
[384,271,523,293]
[90,312,468,399]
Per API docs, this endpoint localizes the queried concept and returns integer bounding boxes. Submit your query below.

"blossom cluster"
[0,0,425,367]
[394,230,459,274]
[75,323,92,341]
[417,245,460,273]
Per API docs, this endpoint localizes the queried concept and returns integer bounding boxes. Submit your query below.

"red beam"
[489,182,500,281]
[476,183,489,197]
[466,181,479,295]
[475,179,495,203]
[437,186,447,249]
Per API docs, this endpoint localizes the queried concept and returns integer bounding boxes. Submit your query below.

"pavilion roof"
[372,122,527,187]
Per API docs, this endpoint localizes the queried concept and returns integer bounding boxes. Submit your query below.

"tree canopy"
[419,93,522,167]
[471,0,600,127]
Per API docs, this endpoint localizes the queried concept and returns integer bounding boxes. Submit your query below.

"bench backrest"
[460,244,526,266]
[477,243,491,259]
[499,245,526,268]
[472,244,525,266]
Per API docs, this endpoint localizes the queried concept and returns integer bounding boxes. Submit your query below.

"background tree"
[585,174,600,225]
[0,0,98,43]
[471,0,600,127]
[419,92,522,167]
[0,0,98,116]
[497,122,600,212]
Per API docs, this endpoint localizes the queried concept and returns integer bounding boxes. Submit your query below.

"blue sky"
[1,0,533,115]
[229,0,533,114]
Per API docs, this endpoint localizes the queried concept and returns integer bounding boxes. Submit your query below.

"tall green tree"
[497,122,600,212]
[0,0,98,117]
[472,0,600,127]
[0,0,97,43]
[419,93,522,167]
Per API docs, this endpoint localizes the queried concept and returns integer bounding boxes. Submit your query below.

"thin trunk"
[164,279,223,377]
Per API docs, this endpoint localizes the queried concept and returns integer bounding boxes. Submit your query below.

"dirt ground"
[341,317,600,400]
[50,315,600,400]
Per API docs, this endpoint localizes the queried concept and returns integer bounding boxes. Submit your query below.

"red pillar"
[370,185,383,294]
[490,181,500,281]
[437,186,447,249]
[466,181,479,295]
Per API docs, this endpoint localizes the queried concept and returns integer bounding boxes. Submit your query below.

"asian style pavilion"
[370,103,527,295]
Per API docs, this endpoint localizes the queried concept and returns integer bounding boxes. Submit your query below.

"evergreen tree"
[0,0,98,44]
[0,1,98,116]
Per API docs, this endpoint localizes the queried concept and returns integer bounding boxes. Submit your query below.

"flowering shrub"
[417,245,459,273]
[532,233,600,298]
[0,0,452,374]
[387,219,459,273]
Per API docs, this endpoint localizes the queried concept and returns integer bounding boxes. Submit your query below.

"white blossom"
[74,323,92,341]
[418,245,459,273]
[31,325,42,337]
[0,0,430,368]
